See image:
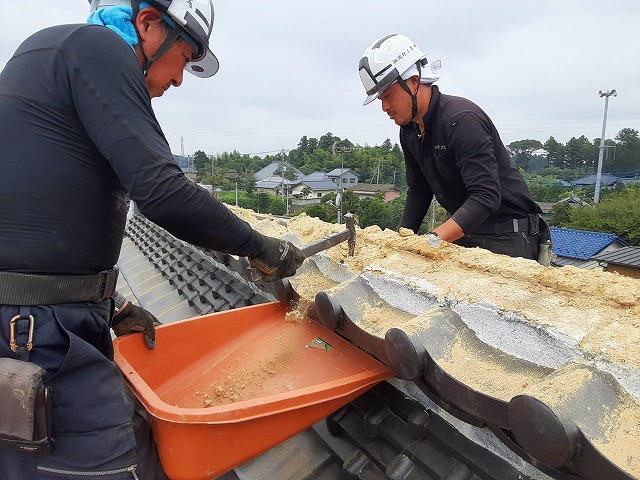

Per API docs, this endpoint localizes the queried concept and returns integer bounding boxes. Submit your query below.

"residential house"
[590,246,640,279]
[254,161,305,197]
[537,194,590,218]
[550,227,628,269]
[288,172,339,211]
[254,177,298,196]
[326,168,359,189]
[254,161,303,182]
[223,169,240,181]
[349,183,401,202]
[571,173,625,188]
[619,175,640,186]
[290,173,337,200]
[173,154,196,181]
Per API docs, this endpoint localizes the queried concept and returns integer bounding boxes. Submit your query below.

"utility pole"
[594,89,617,203]
[332,143,359,225]
[375,159,384,184]
[180,136,186,171]
[280,147,289,215]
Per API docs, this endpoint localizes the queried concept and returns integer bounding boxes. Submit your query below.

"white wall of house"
[328,170,358,187]
[291,184,333,199]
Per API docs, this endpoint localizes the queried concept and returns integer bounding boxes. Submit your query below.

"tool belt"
[472,214,540,236]
[0,358,53,453]
[0,269,118,305]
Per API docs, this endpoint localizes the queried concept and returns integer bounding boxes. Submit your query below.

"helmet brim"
[186,46,219,78]
[362,92,381,106]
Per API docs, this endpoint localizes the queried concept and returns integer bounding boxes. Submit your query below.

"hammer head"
[344,213,356,256]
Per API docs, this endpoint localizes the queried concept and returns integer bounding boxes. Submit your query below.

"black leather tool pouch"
[0,358,52,453]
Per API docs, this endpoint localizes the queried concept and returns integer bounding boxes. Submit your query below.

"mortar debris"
[230,207,640,370]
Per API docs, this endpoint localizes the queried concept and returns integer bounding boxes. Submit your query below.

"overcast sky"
[1,1,638,158]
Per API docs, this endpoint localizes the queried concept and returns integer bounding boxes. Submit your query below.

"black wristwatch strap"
[113,292,128,314]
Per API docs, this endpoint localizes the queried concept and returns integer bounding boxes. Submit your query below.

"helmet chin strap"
[131,0,183,77]
[396,62,423,124]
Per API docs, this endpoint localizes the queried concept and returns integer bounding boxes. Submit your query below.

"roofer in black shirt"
[359,34,552,264]
[0,1,303,478]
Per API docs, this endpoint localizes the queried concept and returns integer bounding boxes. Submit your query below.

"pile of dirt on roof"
[230,208,640,370]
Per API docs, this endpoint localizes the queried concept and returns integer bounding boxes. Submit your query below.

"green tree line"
[189,128,639,190]
[507,127,640,177]
[185,128,639,244]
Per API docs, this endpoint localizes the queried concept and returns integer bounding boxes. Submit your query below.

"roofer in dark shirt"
[0,1,303,478]
[359,34,552,264]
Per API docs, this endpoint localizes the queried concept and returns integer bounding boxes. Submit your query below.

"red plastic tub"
[113,301,394,480]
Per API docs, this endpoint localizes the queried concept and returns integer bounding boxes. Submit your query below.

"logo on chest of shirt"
[433,144,447,152]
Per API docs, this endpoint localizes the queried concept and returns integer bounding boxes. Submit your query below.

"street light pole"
[594,89,617,203]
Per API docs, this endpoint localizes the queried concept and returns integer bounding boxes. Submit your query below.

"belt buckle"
[528,214,539,235]
[98,268,119,300]
[10,314,35,352]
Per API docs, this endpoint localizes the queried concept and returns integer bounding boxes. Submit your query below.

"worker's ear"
[134,7,165,42]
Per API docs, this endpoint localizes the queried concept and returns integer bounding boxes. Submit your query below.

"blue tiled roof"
[254,161,303,181]
[550,227,622,260]
[571,174,621,186]
[301,172,328,182]
[300,180,338,191]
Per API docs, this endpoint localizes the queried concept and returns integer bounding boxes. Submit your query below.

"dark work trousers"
[0,301,165,479]
[458,230,540,260]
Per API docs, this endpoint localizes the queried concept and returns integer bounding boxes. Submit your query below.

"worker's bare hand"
[111,303,160,350]
[249,235,305,281]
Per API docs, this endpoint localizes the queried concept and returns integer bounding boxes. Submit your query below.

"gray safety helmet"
[89,0,219,77]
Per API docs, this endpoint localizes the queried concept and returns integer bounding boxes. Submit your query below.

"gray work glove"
[112,303,159,350]
[249,235,305,282]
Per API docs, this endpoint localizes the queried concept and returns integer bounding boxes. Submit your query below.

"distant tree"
[300,186,312,198]
[273,163,299,181]
[507,139,543,171]
[523,173,569,202]
[201,167,227,188]
[217,190,256,211]
[526,155,548,174]
[269,196,286,216]
[303,204,334,223]
[566,186,640,245]
[239,173,256,194]
[380,138,393,152]
[319,132,337,151]
[613,128,640,174]
[387,195,405,230]
[307,137,319,152]
[341,190,360,216]
[256,192,270,214]
[537,166,580,180]
[564,135,597,171]
[421,201,449,234]
[298,135,310,154]
[544,136,566,169]
[547,202,572,227]
[359,196,391,229]
[192,150,210,174]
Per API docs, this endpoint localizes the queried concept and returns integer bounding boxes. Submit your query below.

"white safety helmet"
[89,0,219,78]
[359,34,427,106]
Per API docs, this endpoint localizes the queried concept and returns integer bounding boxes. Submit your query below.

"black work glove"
[249,235,305,282]
[112,303,160,350]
